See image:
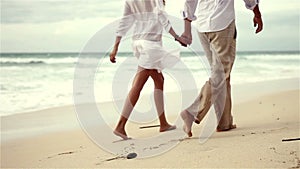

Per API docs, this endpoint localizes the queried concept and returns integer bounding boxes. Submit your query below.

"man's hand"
[253,5,263,34]
[175,36,189,47]
[180,32,192,46]
[179,29,192,47]
[254,16,263,34]
[179,19,193,46]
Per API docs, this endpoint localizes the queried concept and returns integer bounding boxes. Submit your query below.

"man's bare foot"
[216,124,237,132]
[113,129,129,140]
[180,110,194,137]
[160,124,176,132]
[194,118,200,124]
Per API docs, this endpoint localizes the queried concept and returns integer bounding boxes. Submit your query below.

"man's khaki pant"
[186,21,236,130]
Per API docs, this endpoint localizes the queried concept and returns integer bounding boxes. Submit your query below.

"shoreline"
[1,78,299,143]
[1,77,299,118]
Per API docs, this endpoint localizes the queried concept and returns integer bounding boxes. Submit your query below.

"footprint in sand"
[47,151,76,159]
[46,146,84,159]
[199,146,216,152]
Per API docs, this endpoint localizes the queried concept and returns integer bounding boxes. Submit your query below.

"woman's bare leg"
[149,70,176,132]
[114,67,149,139]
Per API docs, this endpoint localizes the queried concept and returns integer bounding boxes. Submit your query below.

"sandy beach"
[1,78,300,168]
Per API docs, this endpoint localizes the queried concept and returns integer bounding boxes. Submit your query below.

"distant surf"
[1,51,299,116]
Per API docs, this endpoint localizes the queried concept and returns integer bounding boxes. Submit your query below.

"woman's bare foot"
[113,128,129,140]
[180,110,194,137]
[160,124,176,132]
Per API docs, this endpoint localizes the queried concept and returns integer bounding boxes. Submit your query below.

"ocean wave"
[0,56,100,66]
[0,61,46,66]
[0,57,79,66]
[238,54,300,62]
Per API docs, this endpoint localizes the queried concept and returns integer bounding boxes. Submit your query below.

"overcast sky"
[1,0,299,52]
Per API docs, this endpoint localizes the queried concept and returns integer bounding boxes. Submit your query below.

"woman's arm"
[110,36,122,63]
[156,1,189,47]
[169,27,189,47]
[116,1,135,37]
[110,1,134,63]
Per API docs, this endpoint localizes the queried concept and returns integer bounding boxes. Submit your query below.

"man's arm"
[183,0,198,21]
[180,0,199,45]
[253,5,263,33]
[181,19,193,45]
[244,0,263,33]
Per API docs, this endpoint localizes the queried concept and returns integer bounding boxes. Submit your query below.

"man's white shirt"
[184,0,259,32]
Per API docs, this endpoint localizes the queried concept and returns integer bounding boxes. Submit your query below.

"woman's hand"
[110,36,122,63]
[110,49,117,63]
[175,36,191,47]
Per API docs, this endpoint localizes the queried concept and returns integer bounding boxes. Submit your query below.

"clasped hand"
[175,33,192,47]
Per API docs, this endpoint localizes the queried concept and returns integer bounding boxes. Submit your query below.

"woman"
[110,0,185,139]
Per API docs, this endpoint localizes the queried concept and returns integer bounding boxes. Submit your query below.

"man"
[180,0,263,137]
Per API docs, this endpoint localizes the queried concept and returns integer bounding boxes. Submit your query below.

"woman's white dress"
[116,0,180,72]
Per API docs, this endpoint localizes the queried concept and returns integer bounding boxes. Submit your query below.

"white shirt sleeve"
[183,0,198,21]
[157,0,172,32]
[244,0,259,10]
[116,1,135,37]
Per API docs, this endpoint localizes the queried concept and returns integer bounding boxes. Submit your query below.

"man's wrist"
[253,5,261,18]
[184,18,192,22]
[254,12,261,18]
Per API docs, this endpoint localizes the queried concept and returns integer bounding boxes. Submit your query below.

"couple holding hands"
[109,0,263,139]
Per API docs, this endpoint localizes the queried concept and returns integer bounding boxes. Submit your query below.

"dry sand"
[1,79,300,168]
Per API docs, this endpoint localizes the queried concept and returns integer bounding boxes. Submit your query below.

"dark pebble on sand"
[127,152,137,159]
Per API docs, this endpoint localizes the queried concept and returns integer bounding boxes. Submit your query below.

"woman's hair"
[163,0,165,6]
